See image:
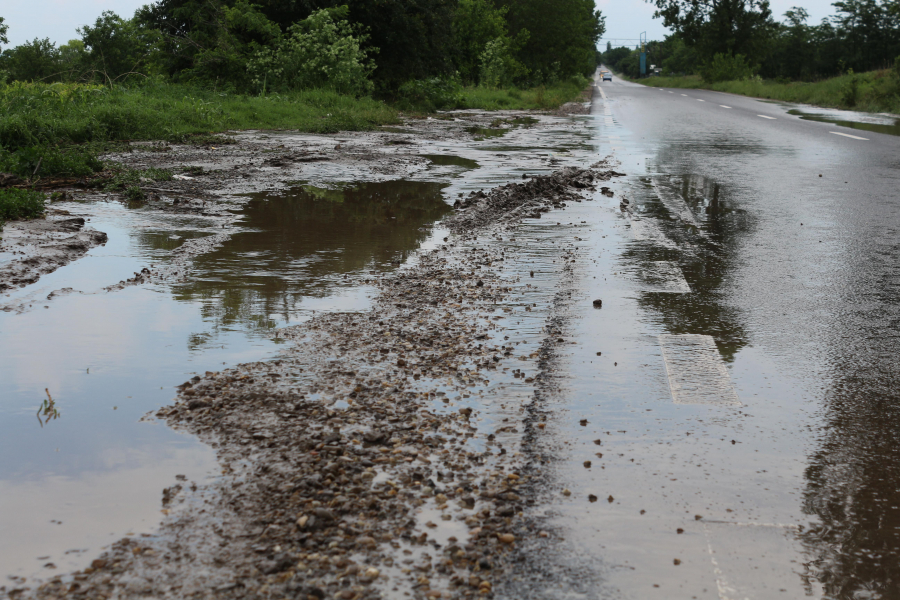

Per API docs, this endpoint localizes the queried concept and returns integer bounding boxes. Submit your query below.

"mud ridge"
[0,215,108,296]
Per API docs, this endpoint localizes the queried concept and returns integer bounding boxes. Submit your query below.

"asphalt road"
[513,74,900,599]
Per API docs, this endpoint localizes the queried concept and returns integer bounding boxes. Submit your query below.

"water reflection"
[788,108,900,137]
[168,180,452,335]
[624,172,752,361]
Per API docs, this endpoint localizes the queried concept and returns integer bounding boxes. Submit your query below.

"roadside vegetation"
[629,67,900,113]
[0,0,603,217]
[0,188,45,235]
[599,0,900,114]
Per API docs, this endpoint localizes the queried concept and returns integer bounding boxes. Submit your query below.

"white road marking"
[758,115,776,119]
[630,218,679,249]
[659,335,741,406]
[639,261,692,293]
[697,99,705,102]
[720,105,732,109]
[596,85,607,100]
[651,178,701,228]
[681,94,688,96]
[830,131,869,140]
[668,91,674,94]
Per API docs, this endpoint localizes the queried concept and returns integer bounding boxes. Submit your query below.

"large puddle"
[0,180,452,580]
[787,106,900,137]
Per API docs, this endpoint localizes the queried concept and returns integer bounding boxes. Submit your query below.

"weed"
[0,187,46,235]
[99,166,174,193]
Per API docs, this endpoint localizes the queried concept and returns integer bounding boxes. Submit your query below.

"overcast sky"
[4,0,841,49]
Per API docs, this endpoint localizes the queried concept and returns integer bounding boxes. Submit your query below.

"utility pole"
[640,32,647,77]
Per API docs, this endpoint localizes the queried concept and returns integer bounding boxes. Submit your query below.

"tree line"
[0,0,604,94]
[600,0,900,83]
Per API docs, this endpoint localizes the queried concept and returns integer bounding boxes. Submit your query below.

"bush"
[479,37,528,88]
[841,69,860,107]
[0,188,46,232]
[396,77,465,111]
[700,53,757,83]
[248,8,374,96]
[0,145,103,178]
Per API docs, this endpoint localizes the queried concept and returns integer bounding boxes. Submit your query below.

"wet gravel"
[8,157,623,600]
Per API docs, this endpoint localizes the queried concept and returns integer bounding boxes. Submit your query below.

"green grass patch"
[461,80,590,110]
[632,71,900,114]
[0,81,401,179]
[0,188,46,235]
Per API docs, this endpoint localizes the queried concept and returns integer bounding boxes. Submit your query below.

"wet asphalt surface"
[3,75,900,599]
[540,76,900,598]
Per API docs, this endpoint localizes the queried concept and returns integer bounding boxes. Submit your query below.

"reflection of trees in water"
[624,171,752,361]
[799,238,900,599]
[168,181,451,343]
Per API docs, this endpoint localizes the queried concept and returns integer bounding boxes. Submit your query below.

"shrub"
[841,69,860,107]
[248,8,374,96]
[478,37,528,88]
[0,145,103,178]
[700,53,757,83]
[396,77,465,111]
[0,188,46,232]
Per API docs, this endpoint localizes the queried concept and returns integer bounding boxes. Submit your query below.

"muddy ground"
[2,98,629,600]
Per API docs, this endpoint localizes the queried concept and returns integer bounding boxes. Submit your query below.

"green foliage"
[634,69,900,113]
[841,69,861,106]
[0,38,63,82]
[453,0,511,84]
[396,77,465,111]
[700,53,757,82]
[0,188,46,233]
[501,0,605,83]
[78,11,164,82]
[101,165,174,192]
[0,145,103,178]
[479,36,529,88]
[0,16,8,47]
[651,0,774,63]
[248,8,374,95]
[0,81,398,154]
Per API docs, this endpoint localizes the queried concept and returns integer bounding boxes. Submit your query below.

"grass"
[0,81,400,178]
[631,70,900,114]
[460,79,591,110]
[0,188,46,236]
[0,77,591,185]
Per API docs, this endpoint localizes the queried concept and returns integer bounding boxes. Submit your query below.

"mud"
[2,103,624,599]
[0,214,108,295]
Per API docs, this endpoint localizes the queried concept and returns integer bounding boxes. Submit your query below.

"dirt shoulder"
[10,162,622,600]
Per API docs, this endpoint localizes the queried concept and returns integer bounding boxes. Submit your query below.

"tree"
[0,38,61,82]
[500,0,605,82]
[0,16,8,47]
[453,0,510,84]
[649,0,774,61]
[79,11,164,81]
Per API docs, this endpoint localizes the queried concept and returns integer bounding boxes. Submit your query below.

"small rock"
[584,460,592,468]
[592,299,602,308]
[588,494,598,503]
[562,488,572,496]
[673,558,681,565]
[498,533,515,544]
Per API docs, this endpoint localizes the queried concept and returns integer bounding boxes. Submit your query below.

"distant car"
[602,72,612,81]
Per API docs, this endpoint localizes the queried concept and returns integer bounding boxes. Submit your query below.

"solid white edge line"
[720,105,732,109]
[830,131,869,140]
[757,115,776,119]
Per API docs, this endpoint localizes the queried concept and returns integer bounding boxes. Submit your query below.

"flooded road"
[503,77,900,599]
[4,78,900,599]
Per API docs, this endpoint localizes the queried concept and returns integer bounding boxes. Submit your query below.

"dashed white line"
[681,94,688,96]
[758,115,776,119]
[830,131,869,140]
[697,99,705,102]
[720,105,732,109]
